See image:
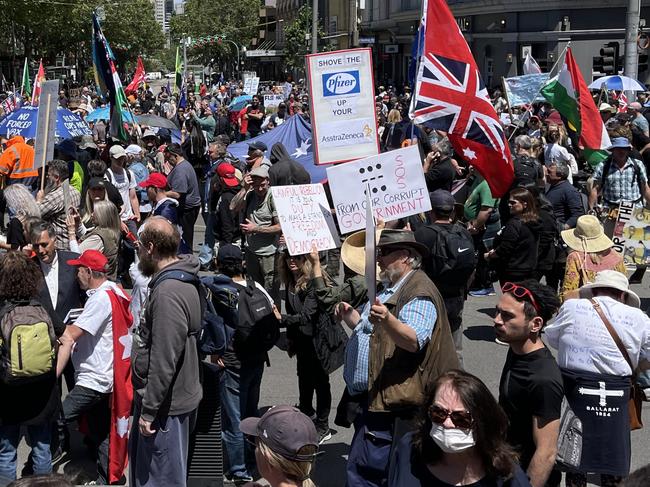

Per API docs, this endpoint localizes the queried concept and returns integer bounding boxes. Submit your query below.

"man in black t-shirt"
[245,95,264,138]
[494,279,563,487]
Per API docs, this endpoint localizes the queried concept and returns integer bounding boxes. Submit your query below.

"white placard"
[327,145,431,233]
[264,94,285,113]
[243,76,260,95]
[306,48,379,165]
[271,184,340,256]
[364,185,376,303]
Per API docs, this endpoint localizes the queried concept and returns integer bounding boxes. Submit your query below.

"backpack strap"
[590,298,635,376]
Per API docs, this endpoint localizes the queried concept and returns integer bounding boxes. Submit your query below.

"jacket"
[544,180,585,228]
[36,250,84,322]
[0,136,38,181]
[493,217,541,279]
[131,255,203,422]
[84,227,119,282]
[368,270,458,412]
[268,142,311,186]
[311,274,367,315]
[215,187,241,245]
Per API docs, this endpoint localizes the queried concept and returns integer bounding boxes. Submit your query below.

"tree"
[282,5,330,74]
[169,0,259,66]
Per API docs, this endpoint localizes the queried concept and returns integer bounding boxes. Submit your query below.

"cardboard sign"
[327,145,431,233]
[34,80,59,184]
[364,185,376,303]
[613,201,650,265]
[243,76,260,95]
[306,48,379,165]
[271,184,340,256]
[264,94,285,114]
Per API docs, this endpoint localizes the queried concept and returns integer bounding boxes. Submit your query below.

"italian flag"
[541,48,611,166]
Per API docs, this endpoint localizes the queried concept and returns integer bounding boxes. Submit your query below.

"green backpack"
[0,300,57,384]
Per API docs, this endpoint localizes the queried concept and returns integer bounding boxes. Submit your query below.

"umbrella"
[0,105,91,139]
[588,75,647,92]
[136,114,179,130]
[85,105,136,123]
[228,95,252,112]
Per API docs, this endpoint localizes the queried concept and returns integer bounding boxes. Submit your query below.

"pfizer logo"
[322,71,361,97]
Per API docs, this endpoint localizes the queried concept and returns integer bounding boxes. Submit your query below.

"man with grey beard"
[129,217,202,487]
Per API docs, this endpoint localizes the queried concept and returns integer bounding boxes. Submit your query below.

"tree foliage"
[0,0,165,75]
[169,0,259,66]
[283,5,329,73]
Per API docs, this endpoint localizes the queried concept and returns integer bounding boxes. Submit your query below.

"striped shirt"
[343,271,437,395]
[593,157,647,206]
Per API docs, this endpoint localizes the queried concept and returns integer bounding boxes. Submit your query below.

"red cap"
[67,250,109,273]
[138,172,168,189]
[216,163,239,187]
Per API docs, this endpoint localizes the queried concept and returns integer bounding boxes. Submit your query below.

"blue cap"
[429,189,456,210]
[607,137,632,150]
[217,244,243,263]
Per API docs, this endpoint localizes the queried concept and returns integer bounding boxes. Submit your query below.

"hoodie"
[131,254,203,421]
[493,216,542,278]
[268,142,311,186]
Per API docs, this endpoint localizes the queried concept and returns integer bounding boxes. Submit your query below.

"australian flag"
[410,0,513,197]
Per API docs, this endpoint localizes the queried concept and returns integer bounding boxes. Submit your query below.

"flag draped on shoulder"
[30,60,45,107]
[541,48,611,166]
[106,290,133,484]
[125,56,146,95]
[21,58,31,96]
[410,0,513,197]
[92,13,129,142]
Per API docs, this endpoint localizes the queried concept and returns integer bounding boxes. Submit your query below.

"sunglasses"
[429,405,473,429]
[502,282,541,314]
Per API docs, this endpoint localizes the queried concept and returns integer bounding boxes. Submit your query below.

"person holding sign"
[337,229,458,487]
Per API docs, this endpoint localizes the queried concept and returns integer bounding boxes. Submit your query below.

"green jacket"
[311,274,367,315]
[192,113,216,142]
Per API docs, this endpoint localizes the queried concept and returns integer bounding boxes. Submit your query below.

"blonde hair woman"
[560,215,626,300]
[1,184,41,250]
[240,405,318,487]
[382,109,405,151]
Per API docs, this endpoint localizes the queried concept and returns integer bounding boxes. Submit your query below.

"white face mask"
[430,423,476,453]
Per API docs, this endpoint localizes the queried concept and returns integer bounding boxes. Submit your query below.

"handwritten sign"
[613,201,650,265]
[264,94,285,113]
[326,145,431,233]
[271,184,340,256]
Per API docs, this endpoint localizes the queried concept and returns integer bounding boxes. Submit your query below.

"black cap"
[248,141,267,152]
[429,189,455,210]
[88,177,107,190]
[165,142,185,157]
[217,244,243,263]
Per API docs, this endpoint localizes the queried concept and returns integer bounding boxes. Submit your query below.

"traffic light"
[593,55,604,73]
[600,42,619,74]
[639,53,649,73]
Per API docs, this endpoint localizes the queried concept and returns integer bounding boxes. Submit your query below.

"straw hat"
[341,229,382,277]
[579,270,640,308]
[560,215,613,253]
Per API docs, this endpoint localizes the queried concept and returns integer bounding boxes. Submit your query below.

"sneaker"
[317,428,332,445]
[495,338,509,346]
[643,388,650,401]
[233,476,254,486]
[469,287,495,297]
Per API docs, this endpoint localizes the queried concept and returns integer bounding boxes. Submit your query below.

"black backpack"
[234,277,280,357]
[513,154,541,185]
[420,223,476,289]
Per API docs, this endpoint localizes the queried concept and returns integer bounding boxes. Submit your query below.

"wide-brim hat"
[579,270,641,308]
[341,229,382,277]
[606,137,633,151]
[561,215,613,253]
[377,229,430,257]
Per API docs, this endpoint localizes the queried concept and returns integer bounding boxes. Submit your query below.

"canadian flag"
[106,290,133,484]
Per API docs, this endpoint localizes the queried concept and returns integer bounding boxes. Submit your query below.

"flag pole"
[40,93,52,192]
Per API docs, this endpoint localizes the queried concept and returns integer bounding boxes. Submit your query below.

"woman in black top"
[390,370,532,487]
[485,187,541,283]
[1,184,41,251]
[278,250,347,445]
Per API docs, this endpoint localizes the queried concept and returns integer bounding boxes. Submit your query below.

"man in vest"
[0,135,38,189]
[336,229,458,487]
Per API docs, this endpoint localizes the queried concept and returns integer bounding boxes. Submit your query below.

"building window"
[390,0,422,14]
[484,57,493,88]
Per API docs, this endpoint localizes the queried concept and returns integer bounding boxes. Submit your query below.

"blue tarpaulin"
[228,115,328,182]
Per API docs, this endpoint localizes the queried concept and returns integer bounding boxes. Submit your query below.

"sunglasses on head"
[428,405,473,429]
[501,282,541,314]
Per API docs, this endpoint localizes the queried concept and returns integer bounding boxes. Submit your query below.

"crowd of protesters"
[0,76,648,487]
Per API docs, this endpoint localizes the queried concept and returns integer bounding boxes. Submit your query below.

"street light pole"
[311,0,318,54]
[220,39,241,77]
[625,0,641,81]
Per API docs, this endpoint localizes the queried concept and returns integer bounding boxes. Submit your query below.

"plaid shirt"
[38,184,81,251]
[343,271,437,395]
[593,157,647,206]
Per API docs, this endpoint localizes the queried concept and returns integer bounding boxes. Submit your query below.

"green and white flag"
[20,58,31,96]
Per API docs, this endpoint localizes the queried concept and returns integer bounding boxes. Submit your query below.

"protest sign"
[306,48,379,165]
[327,145,431,233]
[271,184,340,256]
[364,185,376,303]
[34,79,59,191]
[613,201,650,265]
[243,76,260,95]
[503,73,549,106]
[264,94,284,113]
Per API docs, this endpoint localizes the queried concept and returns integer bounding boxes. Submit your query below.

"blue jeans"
[220,362,264,479]
[0,423,52,484]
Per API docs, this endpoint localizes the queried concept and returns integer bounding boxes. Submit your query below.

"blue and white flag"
[228,115,327,182]
[503,73,550,106]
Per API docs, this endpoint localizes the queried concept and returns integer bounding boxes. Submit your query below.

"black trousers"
[296,341,331,430]
[179,205,200,252]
